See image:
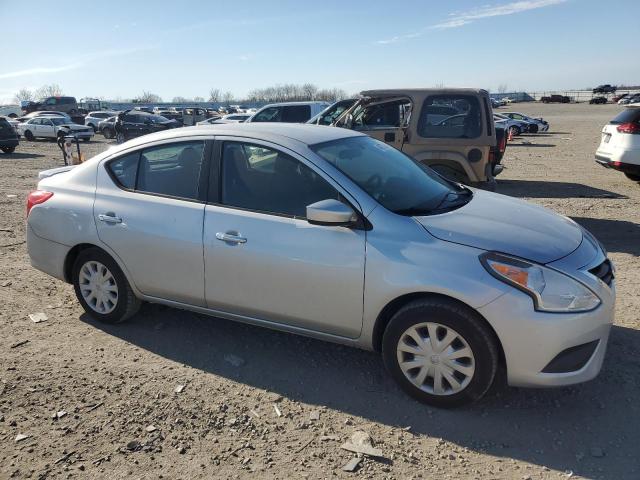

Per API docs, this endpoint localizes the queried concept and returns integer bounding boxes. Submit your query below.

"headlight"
[481,253,601,313]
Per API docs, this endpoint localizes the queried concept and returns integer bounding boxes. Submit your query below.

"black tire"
[430,164,470,185]
[511,126,521,136]
[624,173,640,182]
[528,123,539,133]
[83,138,90,142]
[89,124,97,132]
[24,130,34,141]
[72,248,141,324]
[8,113,17,118]
[102,127,112,139]
[382,298,499,408]
[1,146,16,154]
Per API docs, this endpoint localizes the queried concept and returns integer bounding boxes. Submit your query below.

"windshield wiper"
[396,188,473,217]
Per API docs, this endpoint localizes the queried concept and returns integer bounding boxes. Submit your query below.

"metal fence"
[491,90,640,103]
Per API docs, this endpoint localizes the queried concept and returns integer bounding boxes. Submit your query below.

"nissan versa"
[26,124,615,407]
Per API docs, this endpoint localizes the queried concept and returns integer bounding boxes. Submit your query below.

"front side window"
[251,107,281,122]
[107,141,205,200]
[418,95,482,139]
[45,98,56,105]
[312,136,463,215]
[353,99,411,129]
[221,142,338,217]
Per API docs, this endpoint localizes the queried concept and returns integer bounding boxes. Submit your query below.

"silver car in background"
[26,124,615,407]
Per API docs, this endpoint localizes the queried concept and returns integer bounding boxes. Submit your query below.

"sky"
[1,0,639,104]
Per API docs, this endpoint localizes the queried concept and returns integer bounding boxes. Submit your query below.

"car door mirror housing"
[306,199,356,227]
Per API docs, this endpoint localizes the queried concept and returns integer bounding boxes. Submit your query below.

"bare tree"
[208,88,220,102]
[193,96,205,102]
[497,84,508,94]
[302,83,318,100]
[35,83,63,99]
[222,91,234,104]
[172,96,191,103]
[13,88,35,103]
[137,91,163,103]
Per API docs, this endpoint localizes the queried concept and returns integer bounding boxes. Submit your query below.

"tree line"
[13,83,350,105]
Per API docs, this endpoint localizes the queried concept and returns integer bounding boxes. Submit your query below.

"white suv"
[246,101,330,123]
[595,106,640,182]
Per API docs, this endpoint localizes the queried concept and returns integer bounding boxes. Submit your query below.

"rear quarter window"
[107,152,139,189]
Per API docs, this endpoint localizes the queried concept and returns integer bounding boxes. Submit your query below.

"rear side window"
[282,105,310,122]
[138,142,205,200]
[107,141,205,200]
[418,95,482,139]
[610,109,640,125]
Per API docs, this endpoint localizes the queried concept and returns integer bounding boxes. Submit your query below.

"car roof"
[361,88,488,97]
[260,101,330,108]
[104,123,364,156]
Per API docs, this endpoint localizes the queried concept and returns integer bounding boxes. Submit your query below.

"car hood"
[414,190,583,264]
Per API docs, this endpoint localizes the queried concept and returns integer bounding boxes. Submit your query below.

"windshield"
[311,136,470,215]
[148,114,169,123]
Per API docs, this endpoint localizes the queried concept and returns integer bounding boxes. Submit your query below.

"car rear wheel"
[72,248,140,324]
[24,130,34,141]
[382,298,499,408]
[1,146,15,153]
[624,173,640,182]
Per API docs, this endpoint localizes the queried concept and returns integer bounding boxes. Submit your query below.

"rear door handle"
[98,213,122,224]
[216,232,247,244]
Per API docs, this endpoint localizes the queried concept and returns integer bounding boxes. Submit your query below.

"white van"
[246,101,330,123]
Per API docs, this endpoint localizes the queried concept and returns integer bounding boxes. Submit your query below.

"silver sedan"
[26,124,615,407]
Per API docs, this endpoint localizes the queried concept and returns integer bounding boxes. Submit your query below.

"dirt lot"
[1,103,639,480]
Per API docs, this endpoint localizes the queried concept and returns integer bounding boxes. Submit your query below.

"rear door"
[94,139,211,305]
[202,138,366,338]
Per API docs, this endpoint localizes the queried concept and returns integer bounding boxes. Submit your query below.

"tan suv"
[328,89,497,189]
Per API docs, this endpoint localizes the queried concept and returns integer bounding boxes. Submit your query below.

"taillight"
[616,122,640,134]
[27,190,53,217]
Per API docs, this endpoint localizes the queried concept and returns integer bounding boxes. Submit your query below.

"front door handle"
[216,232,247,244]
[98,213,122,224]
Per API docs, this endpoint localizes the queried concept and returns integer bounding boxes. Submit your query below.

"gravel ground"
[1,103,639,480]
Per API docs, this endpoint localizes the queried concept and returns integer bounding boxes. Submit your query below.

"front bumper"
[69,131,94,140]
[478,233,615,388]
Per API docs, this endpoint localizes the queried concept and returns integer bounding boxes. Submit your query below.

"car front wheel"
[382,298,499,408]
[72,248,140,324]
[24,130,34,141]
[1,146,15,153]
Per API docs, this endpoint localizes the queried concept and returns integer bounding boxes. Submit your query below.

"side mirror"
[306,199,356,227]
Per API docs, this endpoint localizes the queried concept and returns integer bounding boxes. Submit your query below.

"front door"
[341,98,408,150]
[94,140,210,306]
[203,139,366,338]
[39,119,55,138]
